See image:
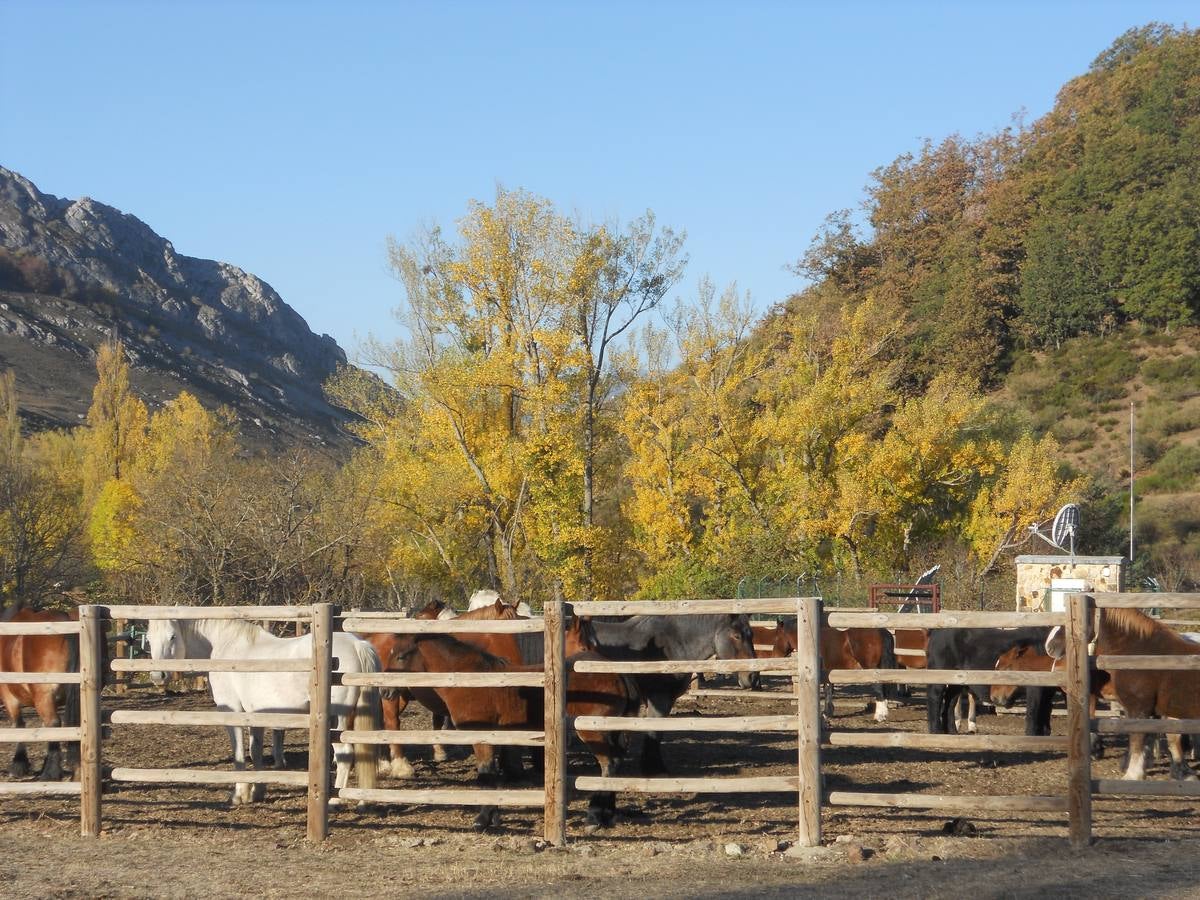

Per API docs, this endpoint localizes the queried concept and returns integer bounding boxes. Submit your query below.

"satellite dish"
[915,564,941,586]
[1051,504,1080,556]
[1029,503,1082,555]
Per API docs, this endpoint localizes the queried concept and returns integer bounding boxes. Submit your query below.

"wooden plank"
[1094,593,1200,609]
[571,598,812,617]
[688,688,798,700]
[307,603,333,843]
[827,731,1068,752]
[1156,619,1200,627]
[571,658,793,675]
[110,767,308,786]
[338,787,545,807]
[0,672,82,685]
[0,781,83,796]
[111,658,312,673]
[0,621,80,635]
[342,617,543,634]
[574,775,800,793]
[543,600,567,847]
[826,611,1066,629]
[79,606,102,838]
[796,596,822,848]
[0,727,82,742]
[827,791,1068,812]
[1066,592,1093,849]
[340,729,545,746]
[828,669,1065,687]
[1094,718,1200,734]
[339,671,544,688]
[1095,655,1200,671]
[103,605,312,620]
[1092,778,1200,797]
[110,711,310,728]
[573,715,800,733]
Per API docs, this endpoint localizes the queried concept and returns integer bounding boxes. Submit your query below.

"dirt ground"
[3,682,1200,898]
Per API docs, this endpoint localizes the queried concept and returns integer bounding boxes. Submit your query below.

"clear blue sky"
[1,2,1194,358]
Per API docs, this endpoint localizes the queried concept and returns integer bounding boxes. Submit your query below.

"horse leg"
[584,744,618,829]
[643,696,672,777]
[379,691,414,779]
[271,729,287,769]
[473,743,502,831]
[226,725,251,806]
[967,690,978,734]
[5,700,30,778]
[927,684,944,734]
[1166,732,1197,781]
[34,687,65,781]
[1122,731,1149,780]
[432,712,450,764]
[248,727,267,802]
[872,683,889,723]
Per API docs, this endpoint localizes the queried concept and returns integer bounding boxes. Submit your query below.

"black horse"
[926,626,1051,735]
[588,613,759,774]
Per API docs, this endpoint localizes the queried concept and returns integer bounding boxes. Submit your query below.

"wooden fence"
[337,606,562,839]
[4,591,1200,847]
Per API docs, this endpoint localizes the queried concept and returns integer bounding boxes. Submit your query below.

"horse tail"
[878,628,898,701]
[61,625,82,771]
[350,639,380,792]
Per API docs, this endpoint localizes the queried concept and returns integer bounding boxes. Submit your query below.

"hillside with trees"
[1,25,1195,615]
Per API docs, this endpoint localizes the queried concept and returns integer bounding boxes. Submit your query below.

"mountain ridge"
[0,166,358,448]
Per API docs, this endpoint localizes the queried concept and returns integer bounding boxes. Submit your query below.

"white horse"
[147,618,380,806]
[466,589,533,618]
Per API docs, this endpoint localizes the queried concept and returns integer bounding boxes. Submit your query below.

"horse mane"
[1102,607,1196,648]
[180,617,270,647]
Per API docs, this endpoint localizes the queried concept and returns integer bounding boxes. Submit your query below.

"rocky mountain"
[0,166,357,447]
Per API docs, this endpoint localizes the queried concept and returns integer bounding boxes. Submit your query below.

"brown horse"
[773,620,861,719]
[0,608,80,781]
[387,629,636,830]
[1048,607,1200,780]
[364,598,527,778]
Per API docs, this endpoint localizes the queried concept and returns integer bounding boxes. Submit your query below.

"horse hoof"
[390,758,415,780]
[251,785,267,803]
[9,759,30,779]
[433,749,449,764]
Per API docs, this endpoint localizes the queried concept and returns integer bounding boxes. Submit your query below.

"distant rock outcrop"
[0,166,358,447]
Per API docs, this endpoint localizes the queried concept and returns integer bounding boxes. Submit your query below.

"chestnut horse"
[385,628,637,830]
[1048,608,1200,781]
[363,598,527,778]
[772,620,895,721]
[0,608,80,781]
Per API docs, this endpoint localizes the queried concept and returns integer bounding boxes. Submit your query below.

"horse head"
[717,615,760,690]
[565,616,598,655]
[146,619,186,685]
[414,599,446,620]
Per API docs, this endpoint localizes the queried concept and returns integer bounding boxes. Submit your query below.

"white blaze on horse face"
[146,619,182,685]
[1045,626,1066,660]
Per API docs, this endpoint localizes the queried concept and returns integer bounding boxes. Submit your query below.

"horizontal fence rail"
[106,605,313,620]
[825,611,1067,629]
[108,710,311,728]
[1094,655,1200,670]
[342,617,543,634]
[828,668,1066,687]
[111,658,314,674]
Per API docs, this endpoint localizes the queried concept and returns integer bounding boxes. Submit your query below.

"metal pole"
[1129,401,1135,565]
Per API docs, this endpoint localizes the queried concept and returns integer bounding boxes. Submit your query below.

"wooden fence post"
[307,603,333,842]
[796,596,822,847]
[1065,592,1092,848]
[114,617,128,694]
[543,600,567,845]
[79,605,103,837]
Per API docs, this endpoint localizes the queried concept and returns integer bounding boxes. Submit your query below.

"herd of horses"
[4,595,1200,832]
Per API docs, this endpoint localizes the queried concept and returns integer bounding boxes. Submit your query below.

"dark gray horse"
[589,613,759,774]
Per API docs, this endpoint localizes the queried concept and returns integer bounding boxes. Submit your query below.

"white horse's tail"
[350,639,381,793]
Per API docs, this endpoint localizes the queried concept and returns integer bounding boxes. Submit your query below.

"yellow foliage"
[88,477,141,573]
